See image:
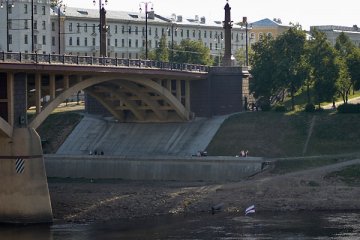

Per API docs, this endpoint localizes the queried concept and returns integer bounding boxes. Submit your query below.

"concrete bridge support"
[0,128,53,224]
[0,72,52,224]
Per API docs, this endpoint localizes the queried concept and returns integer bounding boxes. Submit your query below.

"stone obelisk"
[222,0,233,66]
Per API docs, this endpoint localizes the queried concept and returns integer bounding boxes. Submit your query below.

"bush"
[274,104,287,112]
[337,103,360,113]
[256,97,271,111]
[304,103,315,112]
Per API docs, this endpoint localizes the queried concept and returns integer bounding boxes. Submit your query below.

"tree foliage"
[173,39,213,65]
[308,29,339,107]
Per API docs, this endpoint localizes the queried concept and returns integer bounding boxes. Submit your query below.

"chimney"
[200,16,206,24]
[177,15,183,22]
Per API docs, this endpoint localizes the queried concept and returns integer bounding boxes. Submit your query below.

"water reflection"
[0,211,359,240]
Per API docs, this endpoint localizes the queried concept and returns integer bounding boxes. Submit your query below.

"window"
[42,6,46,15]
[25,20,29,29]
[210,31,212,38]
[34,35,38,44]
[204,30,207,38]
[155,28,158,36]
[115,39,118,47]
[180,29,183,37]
[42,21,46,30]
[129,39,132,47]
[52,36,55,46]
[210,43,212,50]
[8,4,12,14]
[92,24,96,33]
[198,30,201,39]
[77,23,80,33]
[84,24,88,32]
[77,37,80,46]
[122,26,125,34]
[186,30,189,38]
[51,22,55,31]
[168,29,171,37]
[69,37,73,46]
[69,23,73,32]
[135,26,138,35]
[33,20,37,30]
[108,38,110,46]
[175,29,178,37]
[8,35,12,44]
[121,39,125,47]
[24,4,28,14]
[149,27,152,35]
[135,39,138,47]
[92,38,96,46]
[161,28,164,36]
[85,37,88,46]
[115,25,118,34]
[34,5,37,14]
[24,35,28,44]
[42,35,46,45]
[142,27,145,36]
[192,30,195,38]
[148,40,152,48]
[128,26,131,34]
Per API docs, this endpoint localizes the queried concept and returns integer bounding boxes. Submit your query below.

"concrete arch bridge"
[0,52,249,224]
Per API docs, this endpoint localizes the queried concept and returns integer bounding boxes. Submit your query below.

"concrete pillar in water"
[0,128,53,224]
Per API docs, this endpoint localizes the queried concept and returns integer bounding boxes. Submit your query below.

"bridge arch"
[29,74,190,129]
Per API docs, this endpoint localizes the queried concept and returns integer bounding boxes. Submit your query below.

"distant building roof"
[57,7,242,29]
[251,18,289,28]
[311,25,360,33]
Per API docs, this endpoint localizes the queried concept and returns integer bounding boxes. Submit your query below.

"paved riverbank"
[48,159,360,224]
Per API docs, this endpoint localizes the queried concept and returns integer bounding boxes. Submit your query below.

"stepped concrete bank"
[44,155,264,181]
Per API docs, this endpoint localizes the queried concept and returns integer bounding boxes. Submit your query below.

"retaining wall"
[45,155,264,182]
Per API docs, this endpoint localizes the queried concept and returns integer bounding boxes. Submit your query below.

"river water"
[1,211,359,239]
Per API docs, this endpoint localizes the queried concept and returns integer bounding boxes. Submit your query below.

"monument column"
[222,0,233,66]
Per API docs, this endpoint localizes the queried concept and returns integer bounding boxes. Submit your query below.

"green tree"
[347,48,360,91]
[308,29,339,108]
[173,39,213,65]
[272,26,308,110]
[249,35,277,103]
[336,59,352,103]
[155,35,169,62]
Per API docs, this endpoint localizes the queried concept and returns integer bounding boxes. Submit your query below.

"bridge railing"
[0,51,209,73]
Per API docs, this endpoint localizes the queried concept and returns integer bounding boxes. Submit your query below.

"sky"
[65,0,359,31]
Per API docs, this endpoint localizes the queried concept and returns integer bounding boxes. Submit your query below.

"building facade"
[0,1,248,64]
[0,0,51,53]
[311,25,360,46]
[249,18,290,43]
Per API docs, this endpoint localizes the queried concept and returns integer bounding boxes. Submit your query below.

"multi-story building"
[0,1,248,64]
[311,25,360,46]
[0,0,51,53]
[249,18,290,43]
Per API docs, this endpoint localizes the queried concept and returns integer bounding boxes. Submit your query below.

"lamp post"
[242,16,249,66]
[93,0,108,57]
[139,1,153,60]
[56,1,66,54]
[167,22,177,62]
[1,0,14,52]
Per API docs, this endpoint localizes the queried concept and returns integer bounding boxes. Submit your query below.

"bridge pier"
[0,128,53,224]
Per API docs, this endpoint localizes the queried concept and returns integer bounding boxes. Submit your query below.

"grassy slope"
[37,110,83,154]
[206,111,360,158]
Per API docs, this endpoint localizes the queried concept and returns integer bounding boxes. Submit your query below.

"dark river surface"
[1,211,359,239]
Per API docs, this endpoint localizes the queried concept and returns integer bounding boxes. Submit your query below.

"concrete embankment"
[44,155,264,181]
[57,115,227,157]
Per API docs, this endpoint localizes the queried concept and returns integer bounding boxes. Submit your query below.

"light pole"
[139,1,153,60]
[242,16,249,66]
[1,0,14,52]
[93,0,108,57]
[167,22,177,62]
[55,1,66,54]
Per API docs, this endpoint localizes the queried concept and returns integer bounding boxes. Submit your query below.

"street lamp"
[167,23,177,62]
[55,1,66,54]
[93,0,108,57]
[242,16,249,66]
[0,0,14,52]
[139,1,153,60]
